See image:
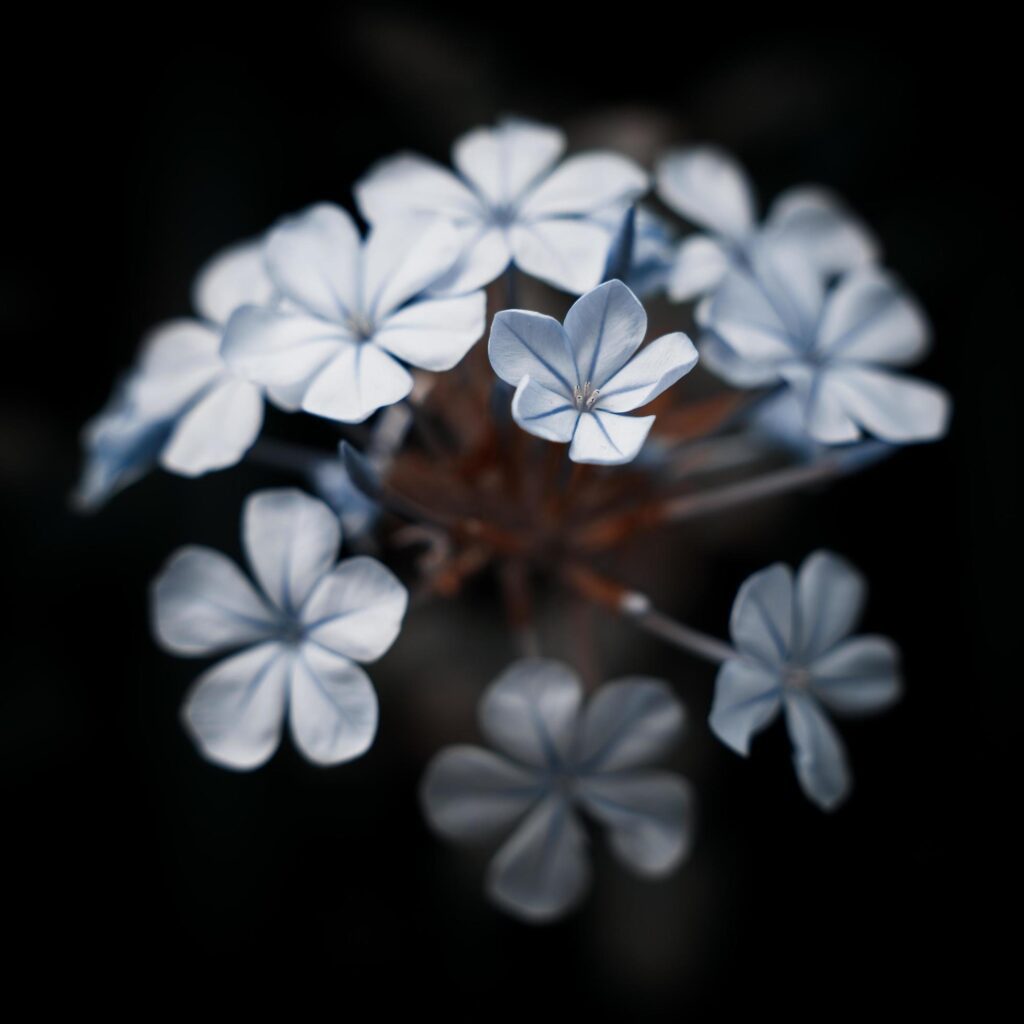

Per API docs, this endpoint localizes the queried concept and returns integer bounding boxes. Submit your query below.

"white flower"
[221,204,486,424]
[74,241,275,510]
[151,488,407,770]
[710,551,902,811]
[421,659,694,923]
[355,118,648,295]
[700,239,951,444]
[488,279,698,464]
[656,145,878,302]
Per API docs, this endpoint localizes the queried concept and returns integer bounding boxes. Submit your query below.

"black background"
[4,5,1013,1014]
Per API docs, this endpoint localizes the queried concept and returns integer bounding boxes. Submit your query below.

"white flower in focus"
[710,550,902,811]
[656,145,878,301]
[355,118,648,295]
[421,659,694,923]
[74,241,276,510]
[221,204,486,424]
[489,279,698,464]
[700,240,950,444]
[151,488,407,769]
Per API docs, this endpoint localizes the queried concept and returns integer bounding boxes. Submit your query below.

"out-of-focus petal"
[511,375,579,443]
[782,364,863,444]
[131,320,224,418]
[783,692,851,811]
[749,237,826,341]
[729,563,794,665]
[809,635,902,715]
[509,218,614,295]
[794,550,866,660]
[709,658,782,755]
[374,291,485,371]
[488,309,578,395]
[519,152,647,219]
[355,152,484,223]
[596,332,698,412]
[568,410,654,465]
[656,147,756,239]
[667,234,731,302]
[563,279,647,389]
[699,333,781,388]
[302,343,414,423]
[192,239,275,326]
[427,224,512,294]
[706,268,796,364]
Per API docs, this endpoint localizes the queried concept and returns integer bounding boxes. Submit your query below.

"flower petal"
[706,268,796,364]
[563,279,647,389]
[355,152,483,223]
[699,333,781,388]
[568,410,654,465]
[519,152,647,219]
[302,555,407,662]
[131,320,224,418]
[303,343,414,424]
[782,364,863,444]
[264,203,361,322]
[427,224,512,294]
[794,550,866,661]
[783,692,851,811]
[192,239,275,327]
[666,233,731,302]
[576,772,694,876]
[420,745,544,841]
[488,309,577,395]
[373,291,486,371]
[486,795,590,923]
[509,218,614,295]
[181,642,291,770]
[750,236,827,341]
[729,563,794,665]
[151,546,279,655]
[241,487,341,615]
[656,146,756,239]
[709,658,782,755]
[479,658,582,768]
[596,332,698,412]
[809,635,902,715]
[510,375,579,443]
[288,646,378,766]
[574,678,684,772]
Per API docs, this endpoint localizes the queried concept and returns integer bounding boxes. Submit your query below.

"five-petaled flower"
[151,488,408,769]
[710,550,902,810]
[221,203,487,424]
[656,145,877,302]
[421,659,694,923]
[489,279,698,464]
[355,118,648,295]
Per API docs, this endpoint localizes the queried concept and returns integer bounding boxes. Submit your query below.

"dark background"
[4,5,1012,1013]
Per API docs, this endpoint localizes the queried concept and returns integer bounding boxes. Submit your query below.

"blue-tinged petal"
[783,692,851,810]
[781,363,863,444]
[749,236,827,341]
[488,309,577,395]
[729,563,794,666]
[576,772,694,877]
[509,218,614,295]
[563,279,647,389]
[192,239,275,327]
[427,224,512,295]
[301,555,407,663]
[151,546,280,655]
[420,745,544,842]
[655,146,756,239]
[573,678,684,772]
[809,635,902,715]
[479,659,582,768]
[373,291,486,372]
[518,152,647,219]
[264,203,361,323]
[706,268,797,365]
[596,332,698,412]
[181,641,291,770]
[131,320,224,417]
[568,410,654,465]
[242,488,340,616]
[355,152,484,224]
[288,646,378,766]
[794,550,866,661]
[510,375,579,443]
[709,658,782,755]
[309,458,380,539]
[666,233,731,302]
[302,343,414,424]
[699,333,781,389]
[486,795,590,923]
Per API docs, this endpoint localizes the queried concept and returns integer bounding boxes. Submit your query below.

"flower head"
[421,659,694,922]
[221,204,486,424]
[488,279,698,464]
[710,550,902,810]
[355,118,648,295]
[151,488,408,769]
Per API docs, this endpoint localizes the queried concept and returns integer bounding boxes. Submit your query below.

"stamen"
[573,381,600,411]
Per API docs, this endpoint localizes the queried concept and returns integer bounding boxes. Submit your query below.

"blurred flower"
[699,241,950,444]
[599,204,677,297]
[221,204,486,424]
[74,241,275,510]
[421,659,694,922]
[151,488,407,769]
[710,550,902,810]
[355,118,648,295]
[489,279,697,464]
[656,146,877,301]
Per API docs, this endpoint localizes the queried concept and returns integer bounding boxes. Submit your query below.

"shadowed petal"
[656,147,756,239]
[783,692,852,810]
[706,268,796,364]
[193,239,275,326]
[794,550,866,660]
[488,309,577,394]
[809,635,902,715]
[729,563,794,665]
[374,291,486,371]
[302,344,414,424]
[511,375,579,443]
[667,233,731,301]
[782,364,863,444]
[709,658,782,755]
[596,331,698,412]
[428,224,512,294]
[563,279,647,388]
[569,410,654,465]
[699,333,781,388]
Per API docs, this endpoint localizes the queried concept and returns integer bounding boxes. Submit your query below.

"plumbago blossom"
[151,488,407,768]
[489,279,698,464]
[710,551,901,810]
[421,660,694,922]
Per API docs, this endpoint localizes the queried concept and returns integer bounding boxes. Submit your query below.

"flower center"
[782,665,812,691]
[346,313,376,341]
[489,203,518,228]
[573,381,601,411]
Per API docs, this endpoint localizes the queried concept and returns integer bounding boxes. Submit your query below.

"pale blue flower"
[421,659,694,923]
[74,240,275,510]
[221,204,486,424]
[598,204,677,297]
[710,550,902,811]
[151,488,407,770]
[488,279,698,465]
[699,239,951,444]
[656,145,878,302]
[355,118,648,295]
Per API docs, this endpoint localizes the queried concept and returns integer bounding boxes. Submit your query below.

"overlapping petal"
[656,146,756,239]
[564,279,647,389]
[193,239,275,326]
[709,658,782,755]
[729,562,794,666]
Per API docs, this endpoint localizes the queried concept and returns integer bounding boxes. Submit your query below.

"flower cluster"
[78,117,949,923]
